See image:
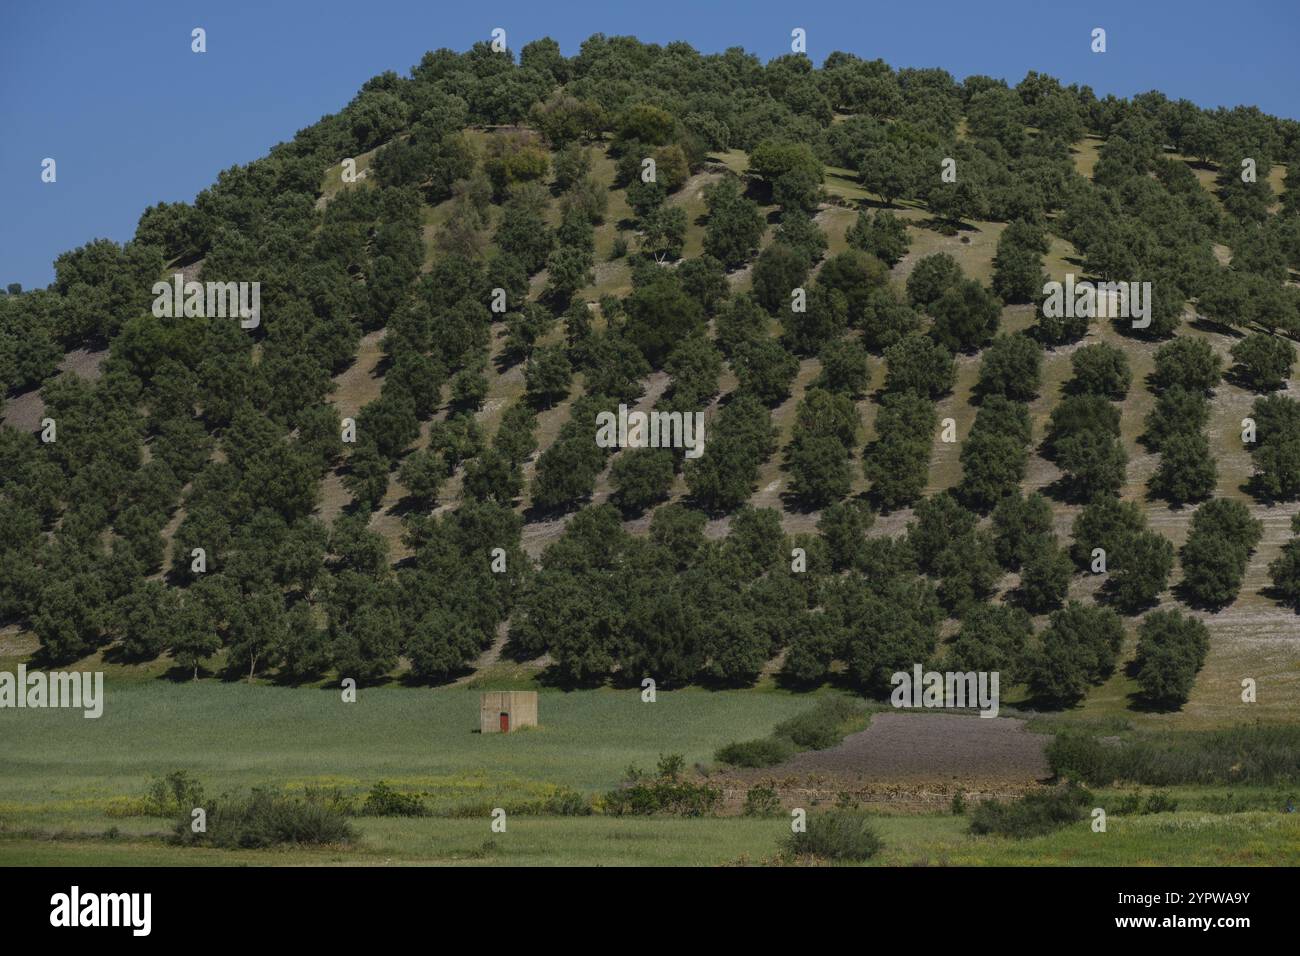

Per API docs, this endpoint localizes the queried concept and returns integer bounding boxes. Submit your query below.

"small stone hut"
[480,691,538,734]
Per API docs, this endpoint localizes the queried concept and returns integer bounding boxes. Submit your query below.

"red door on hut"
[499,712,510,733]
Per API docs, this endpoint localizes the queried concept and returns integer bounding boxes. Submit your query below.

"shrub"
[714,737,796,768]
[603,757,722,817]
[540,788,593,816]
[743,785,783,817]
[447,785,590,816]
[361,781,428,817]
[1047,725,1300,787]
[173,789,354,848]
[142,770,205,817]
[448,788,592,818]
[1142,790,1179,814]
[773,695,866,749]
[967,784,1091,838]
[1045,733,1113,785]
[715,696,865,766]
[784,810,884,861]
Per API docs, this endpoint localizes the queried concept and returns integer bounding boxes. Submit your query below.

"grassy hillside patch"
[0,682,813,822]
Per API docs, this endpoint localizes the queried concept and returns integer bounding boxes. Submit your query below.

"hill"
[1,36,1299,735]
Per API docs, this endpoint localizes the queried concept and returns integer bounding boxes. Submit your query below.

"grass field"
[3,681,1298,866]
[5,811,1297,867]
[0,683,813,819]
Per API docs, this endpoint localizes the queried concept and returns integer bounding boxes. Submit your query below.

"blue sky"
[2,0,1297,290]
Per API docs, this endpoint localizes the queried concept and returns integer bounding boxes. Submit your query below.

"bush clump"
[361,781,428,817]
[1045,732,1114,785]
[967,784,1092,838]
[447,787,592,818]
[715,696,866,768]
[743,785,782,817]
[172,788,354,849]
[1047,725,1300,787]
[715,737,797,768]
[774,696,866,749]
[783,810,885,861]
[1112,790,1179,815]
[603,754,721,817]
[141,770,205,817]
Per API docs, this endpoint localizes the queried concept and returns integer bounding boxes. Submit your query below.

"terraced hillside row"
[2,38,1298,731]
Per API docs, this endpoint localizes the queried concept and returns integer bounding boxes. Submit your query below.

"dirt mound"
[777,712,1051,784]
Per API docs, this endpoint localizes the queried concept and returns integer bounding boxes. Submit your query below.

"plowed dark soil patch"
[778,713,1050,783]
